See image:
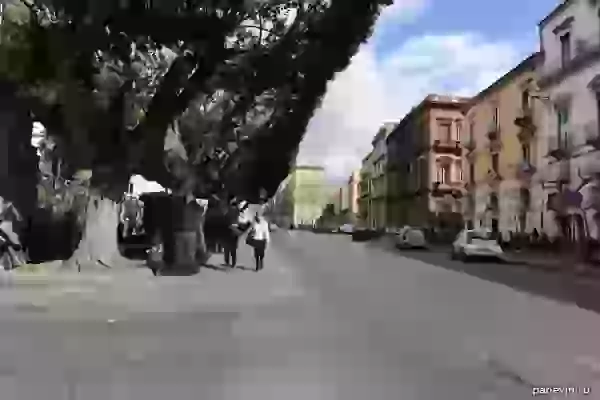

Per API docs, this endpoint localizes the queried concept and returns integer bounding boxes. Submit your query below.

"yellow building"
[464,53,542,236]
[266,165,327,228]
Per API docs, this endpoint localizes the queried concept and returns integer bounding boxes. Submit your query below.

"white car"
[451,229,504,261]
[338,224,354,234]
[395,226,427,249]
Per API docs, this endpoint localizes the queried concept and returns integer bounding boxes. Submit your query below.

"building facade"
[369,123,395,229]
[346,170,360,220]
[387,95,469,229]
[536,0,600,242]
[358,151,374,227]
[464,53,542,237]
[265,165,327,227]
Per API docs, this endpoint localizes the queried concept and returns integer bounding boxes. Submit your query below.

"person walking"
[0,198,26,270]
[248,213,270,271]
[223,202,240,268]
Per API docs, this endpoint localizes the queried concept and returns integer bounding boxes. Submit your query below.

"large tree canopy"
[1,0,390,202]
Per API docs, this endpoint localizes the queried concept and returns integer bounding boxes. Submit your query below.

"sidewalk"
[0,246,304,319]
[504,250,600,279]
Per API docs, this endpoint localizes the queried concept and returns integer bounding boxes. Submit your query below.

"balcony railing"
[584,121,600,149]
[488,138,502,153]
[516,160,536,181]
[547,133,572,159]
[539,33,600,87]
[432,139,461,155]
[431,181,464,197]
[486,169,502,187]
[515,107,536,143]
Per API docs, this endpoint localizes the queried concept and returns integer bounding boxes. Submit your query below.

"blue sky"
[298,0,561,181]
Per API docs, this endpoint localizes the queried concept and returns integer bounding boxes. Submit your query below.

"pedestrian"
[248,212,270,271]
[223,202,241,268]
[0,198,26,270]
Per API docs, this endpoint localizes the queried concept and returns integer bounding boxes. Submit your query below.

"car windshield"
[467,231,492,242]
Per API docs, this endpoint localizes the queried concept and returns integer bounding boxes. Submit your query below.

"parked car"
[338,224,354,234]
[395,226,427,249]
[451,229,504,261]
[351,227,376,242]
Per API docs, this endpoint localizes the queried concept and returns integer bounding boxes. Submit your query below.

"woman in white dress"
[248,213,270,271]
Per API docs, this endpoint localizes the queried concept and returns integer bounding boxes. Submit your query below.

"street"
[0,231,599,399]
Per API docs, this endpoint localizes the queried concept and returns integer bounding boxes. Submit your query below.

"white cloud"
[297,5,533,181]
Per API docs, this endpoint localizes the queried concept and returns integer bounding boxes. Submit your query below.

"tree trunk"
[64,193,130,271]
[0,81,37,257]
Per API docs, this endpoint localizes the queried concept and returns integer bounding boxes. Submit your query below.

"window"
[491,153,499,173]
[469,121,475,142]
[560,32,571,68]
[456,161,463,181]
[493,107,499,127]
[521,90,530,111]
[557,104,569,141]
[438,122,452,142]
[437,165,450,183]
[455,121,462,141]
[521,144,531,162]
[469,162,475,183]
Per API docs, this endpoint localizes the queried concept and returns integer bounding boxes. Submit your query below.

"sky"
[296,0,561,183]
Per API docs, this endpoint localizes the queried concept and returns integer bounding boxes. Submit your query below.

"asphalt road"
[0,231,598,399]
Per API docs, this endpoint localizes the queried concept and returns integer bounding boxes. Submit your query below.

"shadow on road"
[156,264,202,276]
[371,240,600,315]
[234,265,256,272]
[203,263,230,272]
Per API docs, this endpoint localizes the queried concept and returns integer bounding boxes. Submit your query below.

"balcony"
[515,107,536,143]
[539,33,600,88]
[464,180,476,191]
[516,160,536,182]
[547,134,571,160]
[432,139,461,156]
[431,181,464,198]
[486,169,502,188]
[487,121,500,140]
[547,189,583,214]
[584,121,600,149]
[488,138,502,154]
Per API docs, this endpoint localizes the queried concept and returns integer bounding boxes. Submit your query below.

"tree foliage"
[1,0,390,202]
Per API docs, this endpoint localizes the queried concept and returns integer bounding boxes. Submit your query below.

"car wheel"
[459,250,469,262]
[450,249,457,260]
